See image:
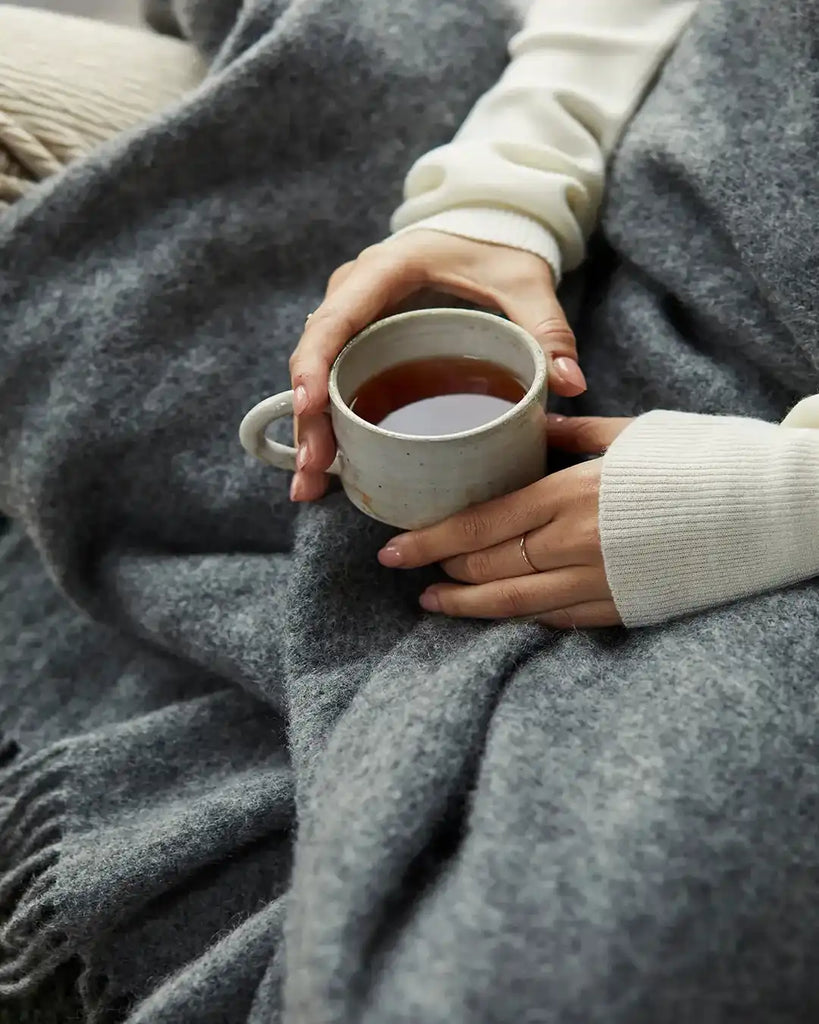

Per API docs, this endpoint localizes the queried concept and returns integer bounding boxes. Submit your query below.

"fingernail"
[297,442,309,470]
[293,385,309,415]
[378,543,405,568]
[419,589,441,613]
[546,413,566,424]
[290,474,303,501]
[552,357,587,393]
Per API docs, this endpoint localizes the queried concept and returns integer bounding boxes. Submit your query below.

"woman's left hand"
[377,416,633,628]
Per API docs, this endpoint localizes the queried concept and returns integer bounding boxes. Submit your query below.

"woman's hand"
[289,230,586,501]
[377,416,634,628]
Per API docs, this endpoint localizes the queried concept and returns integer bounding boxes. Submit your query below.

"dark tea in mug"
[348,356,528,436]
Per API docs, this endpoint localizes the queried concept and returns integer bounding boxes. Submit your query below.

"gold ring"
[519,533,538,573]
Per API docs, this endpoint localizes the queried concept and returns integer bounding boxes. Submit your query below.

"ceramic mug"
[239,308,548,530]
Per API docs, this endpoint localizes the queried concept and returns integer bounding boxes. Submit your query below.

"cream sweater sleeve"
[599,397,819,627]
[390,0,697,283]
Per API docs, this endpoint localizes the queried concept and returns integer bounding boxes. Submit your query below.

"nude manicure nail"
[552,357,587,393]
[293,385,309,415]
[378,544,404,568]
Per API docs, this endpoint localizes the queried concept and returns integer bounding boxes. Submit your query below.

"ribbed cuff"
[599,411,819,627]
[392,206,563,286]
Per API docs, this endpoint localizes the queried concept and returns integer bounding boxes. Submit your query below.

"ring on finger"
[519,533,539,574]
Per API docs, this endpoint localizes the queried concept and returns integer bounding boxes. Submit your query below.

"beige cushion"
[0,4,205,206]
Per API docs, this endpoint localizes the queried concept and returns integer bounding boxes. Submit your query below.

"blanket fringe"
[0,736,71,997]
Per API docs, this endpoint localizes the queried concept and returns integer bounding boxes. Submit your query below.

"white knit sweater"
[391,0,819,626]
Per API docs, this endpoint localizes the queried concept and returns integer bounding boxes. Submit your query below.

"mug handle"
[239,391,341,475]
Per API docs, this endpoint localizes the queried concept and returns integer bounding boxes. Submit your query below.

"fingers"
[289,249,425,419]
[291,250,426,485]
[546,415,634,454]
[377,477,558,569]
[290,467,328,501]
[536,600,621,629]
[500,274,586,398]
[419,566,609,619]
[441,516,599,583]
[290,411,336,501]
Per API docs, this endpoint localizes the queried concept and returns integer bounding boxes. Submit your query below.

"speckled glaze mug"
[239,308,548,530]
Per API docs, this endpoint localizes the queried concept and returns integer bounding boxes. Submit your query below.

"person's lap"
[286,3,819,1014]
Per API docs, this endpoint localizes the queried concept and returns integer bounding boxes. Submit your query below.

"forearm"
[391,0,697,281]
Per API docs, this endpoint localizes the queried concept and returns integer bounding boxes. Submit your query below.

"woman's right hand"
[288,229,586,501]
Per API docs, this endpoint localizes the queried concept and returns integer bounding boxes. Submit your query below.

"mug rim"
[328,308,548,444]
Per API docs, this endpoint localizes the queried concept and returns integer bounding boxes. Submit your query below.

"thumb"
[546,415,634,454]
[502,285,586,398]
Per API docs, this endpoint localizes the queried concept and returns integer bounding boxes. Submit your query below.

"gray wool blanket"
[2,0,819,1021]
